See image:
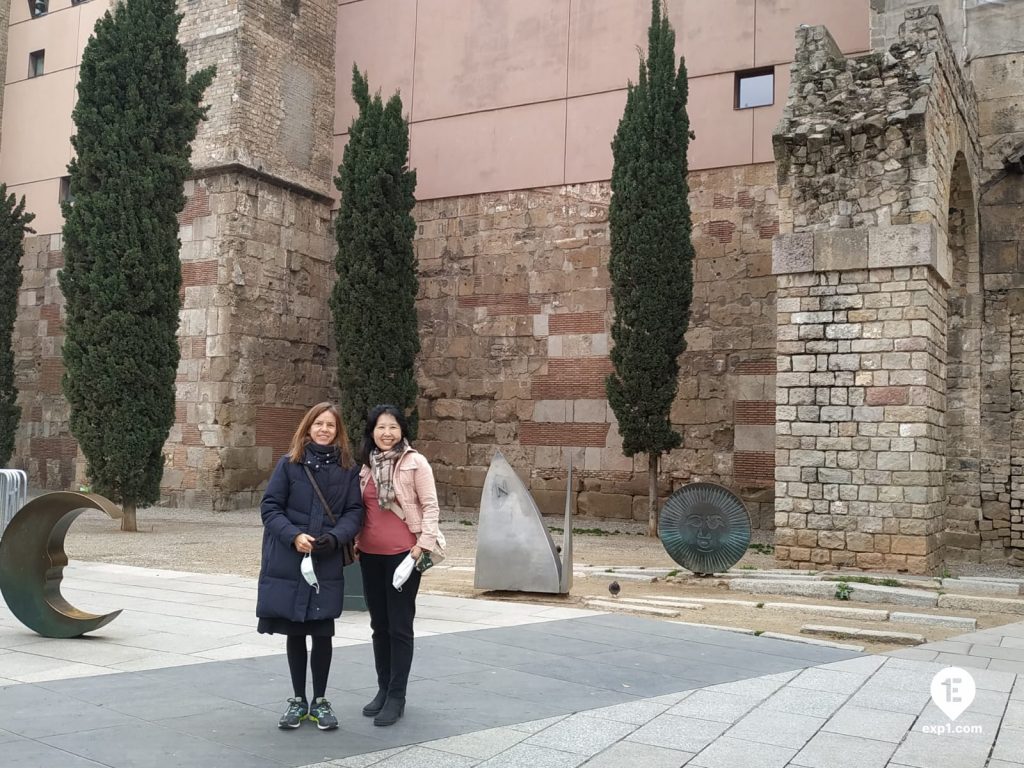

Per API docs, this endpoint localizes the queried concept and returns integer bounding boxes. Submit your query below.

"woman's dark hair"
[359,404,413,465]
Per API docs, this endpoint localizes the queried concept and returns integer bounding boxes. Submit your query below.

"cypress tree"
[332,67,419,444]
[606,0,695,537]
[0,187,35,467]
[59,0,214,531]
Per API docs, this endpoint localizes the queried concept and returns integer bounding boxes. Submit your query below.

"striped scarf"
[369,441,407,517]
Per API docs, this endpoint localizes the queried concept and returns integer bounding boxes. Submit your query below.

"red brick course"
[707,220,737,244]
[734,400,776,425]
[532,358,614,400]
[178,184,211,226]
[181,260,219,288]
[733,450,775,486]
[548,312,605,336]
[519,422,609,447]
[734,358,777,375]
[457,293,542,316]
[256,406,306,460]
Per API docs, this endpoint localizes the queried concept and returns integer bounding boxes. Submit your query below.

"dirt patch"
[61,505,1022,654]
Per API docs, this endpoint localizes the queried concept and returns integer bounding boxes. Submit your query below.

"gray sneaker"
[278,697,308,729]
[308,697,338,731]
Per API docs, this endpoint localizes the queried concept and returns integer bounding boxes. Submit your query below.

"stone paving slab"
[3,563,1024,767]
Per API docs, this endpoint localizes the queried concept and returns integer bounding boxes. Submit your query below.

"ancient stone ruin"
[772,6,1022,573]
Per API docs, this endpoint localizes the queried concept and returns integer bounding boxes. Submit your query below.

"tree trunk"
[120,501,137,532]
[648,453,659,538]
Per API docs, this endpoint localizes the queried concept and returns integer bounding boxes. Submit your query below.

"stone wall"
[772,9,987,573]
[168,0,338,508]
[11,0,340,509]
[414,164,779,527]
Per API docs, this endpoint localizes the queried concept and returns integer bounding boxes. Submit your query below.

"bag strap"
[302,465,337,525]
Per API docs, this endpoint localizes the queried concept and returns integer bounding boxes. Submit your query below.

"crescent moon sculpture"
[659,483,751,576]
[0,491,123,638]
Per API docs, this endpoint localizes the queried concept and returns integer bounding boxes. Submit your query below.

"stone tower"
[170,0,338,507]
[772,3,1024,573]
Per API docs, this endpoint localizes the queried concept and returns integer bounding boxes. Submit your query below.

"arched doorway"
[943,152,985,560]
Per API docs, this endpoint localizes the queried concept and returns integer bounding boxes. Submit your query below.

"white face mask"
[301,553,319,594]
[392,553,416,592]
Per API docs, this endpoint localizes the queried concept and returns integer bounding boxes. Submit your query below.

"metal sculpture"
[0,491,123,637]
[475,451,573,594]
[0,469,28,536]
[659,482,751,575]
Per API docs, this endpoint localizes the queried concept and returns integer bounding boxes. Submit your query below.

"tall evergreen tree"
[0,187,35,467]
[60,0,214,531]
[332,67,419,444]
[606,0,695,537]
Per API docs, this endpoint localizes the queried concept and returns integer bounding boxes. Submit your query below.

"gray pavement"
[1,563,1021,767]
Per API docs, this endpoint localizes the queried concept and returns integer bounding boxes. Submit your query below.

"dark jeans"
[360,551,421,699]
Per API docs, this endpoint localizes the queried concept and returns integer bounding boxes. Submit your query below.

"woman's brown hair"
[286,402,352,467]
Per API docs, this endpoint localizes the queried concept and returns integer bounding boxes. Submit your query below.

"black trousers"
[360,551,421,699]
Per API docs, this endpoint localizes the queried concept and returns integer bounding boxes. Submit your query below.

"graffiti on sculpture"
[475,450,573,594]
[0,491,123,638]
[659,483,751,576]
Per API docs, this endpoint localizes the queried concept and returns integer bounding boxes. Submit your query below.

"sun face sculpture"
[659,483,751,575]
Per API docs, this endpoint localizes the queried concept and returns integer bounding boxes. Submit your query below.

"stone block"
[867,223,944,280]
[800,625,925,645]
[814,228,868,272]
[937,595,1024,615]
[577,491,633,520]
[773,233,814,275]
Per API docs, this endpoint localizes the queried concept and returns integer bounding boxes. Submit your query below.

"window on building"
[29,0,48,17]
[59,177,74,206]
[735,68,774,109]
[71,0,90,5]
[29,50,45,78]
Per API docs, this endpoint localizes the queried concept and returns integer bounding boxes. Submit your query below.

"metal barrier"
[0,469,28,537]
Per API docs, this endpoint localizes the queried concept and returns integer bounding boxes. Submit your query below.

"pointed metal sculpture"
[0,491,124,637]
[475,451,573,594]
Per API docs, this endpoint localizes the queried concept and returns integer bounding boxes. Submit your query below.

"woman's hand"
[410,545,423,560]
[293,533,316,554]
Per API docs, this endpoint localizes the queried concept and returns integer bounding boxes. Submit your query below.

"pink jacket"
[359,448,441,552]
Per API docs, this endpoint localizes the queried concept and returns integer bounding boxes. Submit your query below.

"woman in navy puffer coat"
[257,402,363,731]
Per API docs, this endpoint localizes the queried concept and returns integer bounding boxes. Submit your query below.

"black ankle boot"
[373,696,405,726]
[362,689,387,717]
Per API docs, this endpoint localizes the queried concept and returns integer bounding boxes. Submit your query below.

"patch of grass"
[739,564,758,570]
[940,568,955,580]
[753,630,764,636]
[748,543,774,555]
[458,519,474,526]
[755,602,764,609]
[604,568,615,573]
[834,581,853,601]
[666,569,680,577]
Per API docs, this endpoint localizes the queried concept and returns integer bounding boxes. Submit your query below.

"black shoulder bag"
[303,466,356,567]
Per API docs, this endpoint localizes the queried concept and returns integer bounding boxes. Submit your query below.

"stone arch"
[942,151,985,559]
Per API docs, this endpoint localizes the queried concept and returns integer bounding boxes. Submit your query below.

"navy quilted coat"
[256,448,364,623]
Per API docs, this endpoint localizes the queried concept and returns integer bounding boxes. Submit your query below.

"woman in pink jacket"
[355,404,442,726]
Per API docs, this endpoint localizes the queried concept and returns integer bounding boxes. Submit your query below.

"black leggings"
[360,551,421,699]
[286,635,333,701]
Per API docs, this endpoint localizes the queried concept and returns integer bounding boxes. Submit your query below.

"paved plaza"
[0,564,1022,767]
